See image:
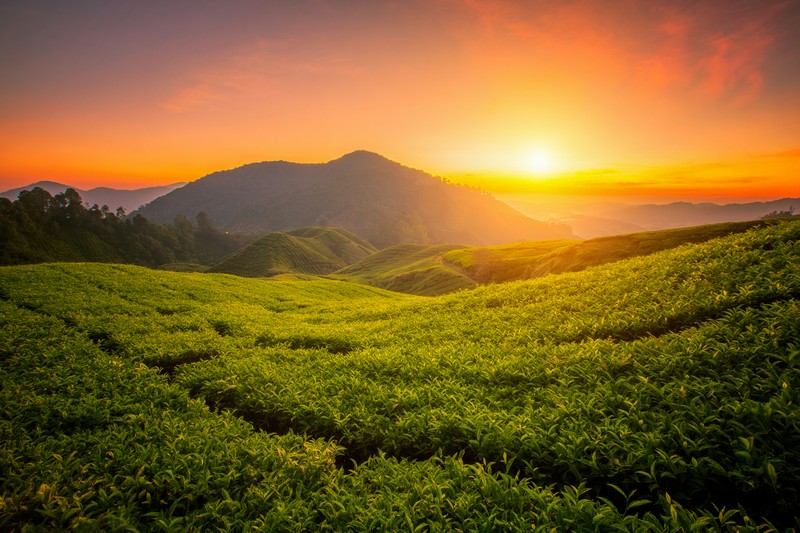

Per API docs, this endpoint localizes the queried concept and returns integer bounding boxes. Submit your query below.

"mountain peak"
[329,150,394,165]
[136,153,574,247]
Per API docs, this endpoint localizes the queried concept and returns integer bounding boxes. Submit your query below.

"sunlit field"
[3,220,799,530]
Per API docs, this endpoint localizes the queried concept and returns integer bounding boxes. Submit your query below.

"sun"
[524,149,557,175]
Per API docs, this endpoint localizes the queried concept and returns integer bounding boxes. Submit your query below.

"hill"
[336,219,774,295]
[2,219,799,530]
[208,227,376,277]
[601,198,800,229]
[1,181,186,212]
[504,195,800,237]
[335,243,476,295]
[135,150,572,248]
[445,219,775,284]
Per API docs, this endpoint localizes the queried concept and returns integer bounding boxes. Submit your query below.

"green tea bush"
[2,220,799,530]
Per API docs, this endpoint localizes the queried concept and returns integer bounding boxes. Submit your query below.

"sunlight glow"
[524,149,558,176]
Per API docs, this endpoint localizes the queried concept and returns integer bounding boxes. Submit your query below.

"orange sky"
[1,0,799,202]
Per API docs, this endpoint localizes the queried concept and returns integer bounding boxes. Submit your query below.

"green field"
[336,220,774,295]
[2,220,800,530]
[209,226,376,278]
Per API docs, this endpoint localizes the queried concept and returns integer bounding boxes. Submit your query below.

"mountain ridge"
[135,151,573,248]
[1,181,186,213]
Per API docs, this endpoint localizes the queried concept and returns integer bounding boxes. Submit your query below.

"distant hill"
[501,195,800,237]
[336,220,776,295]
[135,151,573,248]
[208,227,376,277]
[553,214,645,239]
[335,243,476,296]
[1,181,186,212]
[603,198,800,229]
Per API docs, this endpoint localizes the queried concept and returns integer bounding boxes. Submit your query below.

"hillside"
[336,219,773,295]
[335,243,476,295]
[0,181,185,212]
[445,219,775,284]
[135,151,572,248]
[2,220,799,530]
[208,227,376,277]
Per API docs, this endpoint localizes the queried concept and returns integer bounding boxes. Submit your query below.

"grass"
[208,226,375,277]
[334,243,476,295]
[337,219,775,294]
[2,219,799,530]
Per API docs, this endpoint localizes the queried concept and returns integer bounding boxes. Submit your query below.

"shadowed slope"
[136,151,572,248]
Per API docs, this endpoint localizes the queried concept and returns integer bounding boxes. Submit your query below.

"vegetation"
[336,220,775,295]
[2,220,799,529]
[444,220,775,284]
[0,187,246,268]
[335,243,476,295]
[209,227,375,277]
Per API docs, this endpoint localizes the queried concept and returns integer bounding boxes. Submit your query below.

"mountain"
[552,214,645,239]
[1,181,186,212]
[500,195,800,237]
[135,151,573,248]
[602,198,800,229]
[208,226,376,277]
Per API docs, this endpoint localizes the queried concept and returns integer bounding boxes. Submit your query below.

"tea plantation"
[2,220,799,530]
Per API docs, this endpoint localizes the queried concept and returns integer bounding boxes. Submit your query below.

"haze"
[1,0,799,203]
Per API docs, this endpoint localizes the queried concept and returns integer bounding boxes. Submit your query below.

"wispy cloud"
[161,39,362,113]
[446,0,791,106]
[767,148,800,158]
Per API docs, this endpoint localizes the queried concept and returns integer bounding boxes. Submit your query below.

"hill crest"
[135,152,573,248]
[208,226,376,277]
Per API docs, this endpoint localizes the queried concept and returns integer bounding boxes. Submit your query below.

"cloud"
[767,148,800,158]
[443,0,792,106]
[161,39,362,113]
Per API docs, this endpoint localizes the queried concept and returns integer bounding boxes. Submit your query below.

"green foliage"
[2,220,800,530]
[209,227,376,277]
[337,220,773,295]
[444,219,776,284]
[0,188,246,268]
[335,243,476,295]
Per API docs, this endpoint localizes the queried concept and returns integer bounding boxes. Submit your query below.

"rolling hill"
[336,219,775,295]
[208,227,376,277]
[335,243,476,295]
[135,151,573,248]
[2,219,799,530]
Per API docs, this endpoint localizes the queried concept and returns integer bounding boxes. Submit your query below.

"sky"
[1,0,799,203]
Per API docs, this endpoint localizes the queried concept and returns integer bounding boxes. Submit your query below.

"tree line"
[0,187,245,267]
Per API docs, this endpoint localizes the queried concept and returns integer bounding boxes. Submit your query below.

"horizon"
[1,1,799,201]
[3,149,798,210]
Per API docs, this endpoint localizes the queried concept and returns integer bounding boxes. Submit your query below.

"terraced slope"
[2,219,799,530]
[208,226,376,277]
